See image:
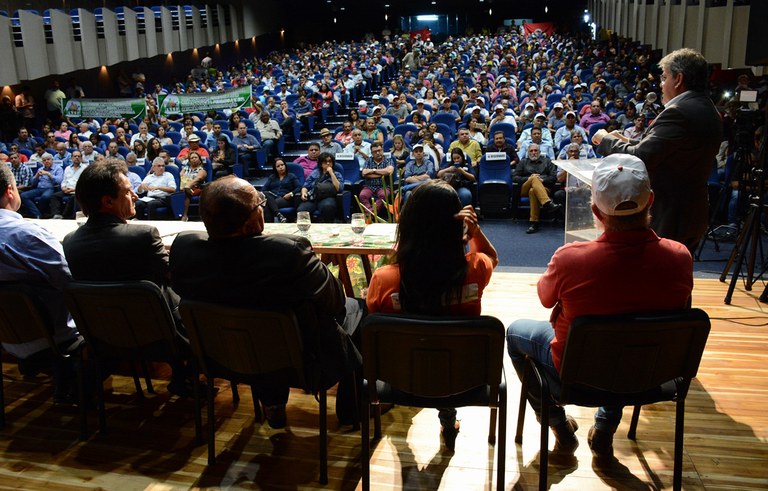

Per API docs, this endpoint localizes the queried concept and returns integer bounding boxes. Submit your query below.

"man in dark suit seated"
[62,161,196,397]
[169,176,363,428]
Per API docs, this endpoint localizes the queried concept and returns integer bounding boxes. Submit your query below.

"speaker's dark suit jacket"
[598,90,722,251]
[169,230,360,390]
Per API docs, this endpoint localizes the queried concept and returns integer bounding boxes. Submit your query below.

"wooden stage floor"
[1,273,767,490]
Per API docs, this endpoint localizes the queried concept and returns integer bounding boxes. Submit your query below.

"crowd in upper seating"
[2,27,766,223]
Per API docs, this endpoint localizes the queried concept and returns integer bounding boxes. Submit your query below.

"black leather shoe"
[588,425,614,457]
[526,222,540,234]
[264,404,287,429]
[441,419,460,451]
[541,201,562,216]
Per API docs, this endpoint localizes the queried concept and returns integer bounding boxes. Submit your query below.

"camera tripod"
[720,119,767,305]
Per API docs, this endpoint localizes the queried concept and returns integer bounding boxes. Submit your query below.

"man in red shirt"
[506,154,693,456]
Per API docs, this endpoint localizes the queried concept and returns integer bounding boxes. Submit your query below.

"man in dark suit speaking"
[593,48,722,253]
[169,176,362,428]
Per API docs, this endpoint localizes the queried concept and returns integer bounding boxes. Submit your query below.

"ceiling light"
[416,14,438,21]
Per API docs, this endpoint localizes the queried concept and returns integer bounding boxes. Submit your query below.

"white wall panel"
[0,16,19,85]
[20,11,49,80]
[50,10,76,74]
[123,8,140,60]
[78,9,99,70]
[141,7,158,58]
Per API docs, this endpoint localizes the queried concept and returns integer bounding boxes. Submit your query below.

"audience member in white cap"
[506,153,693,457]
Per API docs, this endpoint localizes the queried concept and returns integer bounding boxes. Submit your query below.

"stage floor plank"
[1,274,767,490]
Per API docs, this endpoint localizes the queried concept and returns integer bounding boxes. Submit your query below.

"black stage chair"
[0,283,82,433]
[360,313,507,491]
[515,308,711,491]
[64,280,185,436]
[179,300,329,484]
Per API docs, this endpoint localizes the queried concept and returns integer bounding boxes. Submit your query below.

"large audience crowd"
[2,28,766,226]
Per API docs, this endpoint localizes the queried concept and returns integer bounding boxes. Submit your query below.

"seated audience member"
[401,143,435,200]
[262,158,301,223]
[176,134,210,161]
[506,154,693,457]
[13,127,37,153]
[204,122,230,151]
[486,130,519,167]
[623,115,645,141]
[7,151,34,192]
[63,160,196,397]
[344,129,372,171]
[135,157,177,219]
[514,143,561,234]
[294,142,321,179]
[20,152,62,219]
[556,130,596,159]
[298,151,342,223]
[580,100,611,132]
[361,118,384,144]
[211,136,235,179]
[0,163,81,403]
[359,142,395,218]
[179,151,208,222]
[231,122,261,177]
[554,110,588,150]
[437,148,476,207]
[293,93,315,128]
[169,175,363,427]
[49,150,86,219]
[367,179,498,449]
[318,128,343,155]
[334,120,355,146]
[447,128,483,167]
[272,100,297,135]
[390,134,411,170]
[254,111,282,159]
[518,127,555,161]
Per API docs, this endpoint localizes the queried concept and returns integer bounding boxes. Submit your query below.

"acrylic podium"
[553,158,603,244]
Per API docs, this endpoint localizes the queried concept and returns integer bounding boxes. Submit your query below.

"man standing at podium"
[593,48,721,253]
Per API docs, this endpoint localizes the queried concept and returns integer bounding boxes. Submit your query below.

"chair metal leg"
[319,389,328,485]
[76,355,87,440]
[141,358,154,394]
[95,359,107,434]
[231,381,240,404]
[207,377,216,466]
[373,402,382,440]
[361,392,371,491]
[1,368,5,428]
[249,385,263,422]
[515,361,530,444]
[488,407,498,445]
[628,404,641,440]
[130,361,144,398]
[538,392,549,491]
[673,398,686,491]
[192,364,203,445]
[497,381,507,491]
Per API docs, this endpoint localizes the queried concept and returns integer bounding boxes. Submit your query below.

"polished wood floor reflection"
[1,274,767,490]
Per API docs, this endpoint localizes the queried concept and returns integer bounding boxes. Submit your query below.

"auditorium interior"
[1,0,767,490]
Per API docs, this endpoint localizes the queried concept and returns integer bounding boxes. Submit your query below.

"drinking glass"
[351,213,366,243]
[297,211,311,235]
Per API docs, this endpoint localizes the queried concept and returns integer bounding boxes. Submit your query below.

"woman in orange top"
[366,179,498,450]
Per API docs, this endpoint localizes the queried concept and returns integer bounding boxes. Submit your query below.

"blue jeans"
[21,187,54,218]
[506,319,622,432]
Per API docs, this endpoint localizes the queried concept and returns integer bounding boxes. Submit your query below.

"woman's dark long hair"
[392,180,467,315]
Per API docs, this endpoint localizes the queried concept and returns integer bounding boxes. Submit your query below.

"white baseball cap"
[591,154,652,216]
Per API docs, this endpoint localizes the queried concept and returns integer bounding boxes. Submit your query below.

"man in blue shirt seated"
[20,152,63,218]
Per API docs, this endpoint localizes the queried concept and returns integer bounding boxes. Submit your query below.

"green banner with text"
[158,86,252,116]
[62,98,146,120]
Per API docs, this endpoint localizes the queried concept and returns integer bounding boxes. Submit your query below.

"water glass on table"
[297,211,311,236]
[351,213,366,244]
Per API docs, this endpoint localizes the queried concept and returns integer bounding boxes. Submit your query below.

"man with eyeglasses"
[134,157,177,219]
[513,143,561,234]
[62,161,197,398]
[169,175,364,428]
[594,48,722,253]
